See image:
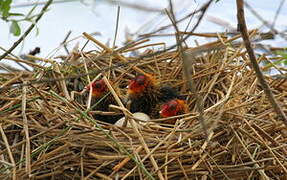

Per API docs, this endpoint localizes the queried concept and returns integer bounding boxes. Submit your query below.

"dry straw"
[0,29,286,179]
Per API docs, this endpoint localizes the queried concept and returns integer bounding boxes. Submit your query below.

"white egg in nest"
[115,112,150,127]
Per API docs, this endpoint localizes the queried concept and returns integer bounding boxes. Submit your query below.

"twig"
[0,47,30,71]
[0,62,22,72]
[83,32,147,76]
[60,30,72,54]
[0,72,23,88]
[108,6,121,79]
[129,117,164,180]
[112,146,143,172]
[244,2,287,40]
[54,64,71,100]
[0,125,16,180]
[4,56,44,69]
[166,1,209,139]
[243,119,287,174]
[0,0,53,62]
[271,0,285,29]
[138,2,211,38]
[232,127,270,180]
[122,123,181,179]
[112,6,120,49]
[236,0,287,126]
[21,82,31,176]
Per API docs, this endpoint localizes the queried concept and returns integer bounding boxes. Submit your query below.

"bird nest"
[0,32,286,180]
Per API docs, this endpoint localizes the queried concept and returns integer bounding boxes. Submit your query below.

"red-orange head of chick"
[160,99,188,118]
[127,74,155,97]
[86,79,108,98]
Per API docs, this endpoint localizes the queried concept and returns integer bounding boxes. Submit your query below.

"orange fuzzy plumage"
[127,74,179,116]
[159,99,188,124]
[86,79,122,124]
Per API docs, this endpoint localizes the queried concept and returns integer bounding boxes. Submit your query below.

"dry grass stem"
[0,12,286,179]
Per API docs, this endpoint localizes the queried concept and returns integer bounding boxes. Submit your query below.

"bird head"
[127,74,155,96]
[86,79,108,98]
[160,99,188,118]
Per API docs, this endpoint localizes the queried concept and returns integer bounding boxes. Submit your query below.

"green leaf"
[0,2,3,12]
[277,50,287,59]
[10,20,21,36]
[1,0,12,19]
[215,0,222,2]
[275,50,287,66]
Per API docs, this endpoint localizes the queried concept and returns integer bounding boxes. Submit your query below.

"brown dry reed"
[0,30,286,180]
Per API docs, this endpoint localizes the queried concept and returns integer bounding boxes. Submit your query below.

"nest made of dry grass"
[0,32,287,180]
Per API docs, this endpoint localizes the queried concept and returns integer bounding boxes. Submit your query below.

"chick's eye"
[136,79,145,85]
[135,76,146,85]
[169,103,177,110]
[94,82,102,88]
